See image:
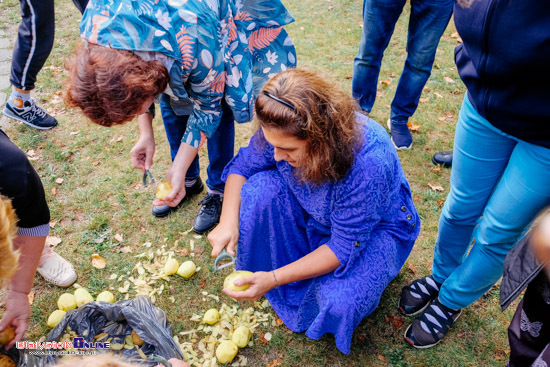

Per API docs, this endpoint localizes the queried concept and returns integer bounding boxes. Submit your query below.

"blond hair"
[0,195,19,286]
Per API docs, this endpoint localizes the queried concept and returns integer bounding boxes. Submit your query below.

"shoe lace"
[198,194,221,215]
[28,100,48,118]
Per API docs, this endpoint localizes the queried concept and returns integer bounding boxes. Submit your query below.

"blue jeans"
[432,95,550,310]
[159,94,235,193]
[352,0,453,125]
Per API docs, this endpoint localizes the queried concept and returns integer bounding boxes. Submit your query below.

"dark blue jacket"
[454,0,550,148]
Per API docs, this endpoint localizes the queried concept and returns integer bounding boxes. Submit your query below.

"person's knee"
[241,171,285,205]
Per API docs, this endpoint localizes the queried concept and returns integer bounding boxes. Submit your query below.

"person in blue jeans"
[352,0,453,149]
[398,0,550,348]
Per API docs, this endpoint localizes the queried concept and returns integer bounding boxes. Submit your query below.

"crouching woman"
[208,69,420,354]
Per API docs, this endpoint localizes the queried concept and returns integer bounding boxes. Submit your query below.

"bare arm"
[208,174,247,257]
[0,235,45,348]
[130,112,155,173]
[224,244,340,301]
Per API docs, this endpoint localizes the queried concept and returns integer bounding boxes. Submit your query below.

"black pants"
[508,272,550,367]
[10,0,88,90]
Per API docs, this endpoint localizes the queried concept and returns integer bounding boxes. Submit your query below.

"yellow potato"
[74,288,94,307]
[223,271,254,292]
[96,291,115,303]
[155,181,172,200]
[203,309,220,325]
[57,293,77,311]
[131,330,145,346]
[0,325,15,345]
[176,260,196,279]
[215,340,238,364]
[47,310,66,328]
[164,258,179,275]
[231,326,251,348]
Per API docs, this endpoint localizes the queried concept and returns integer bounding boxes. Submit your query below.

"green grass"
[0,0,515,366]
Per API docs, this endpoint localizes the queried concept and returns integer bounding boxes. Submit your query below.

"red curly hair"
[64,43,169,126]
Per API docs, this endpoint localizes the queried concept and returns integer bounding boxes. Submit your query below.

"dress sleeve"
[222,129,276,181]
[326,153,394,277]
[180,11,226,148]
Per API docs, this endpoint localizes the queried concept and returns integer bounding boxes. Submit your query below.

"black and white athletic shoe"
[3,99,57,130]
[403,298,462,349]
[399,275,442,316]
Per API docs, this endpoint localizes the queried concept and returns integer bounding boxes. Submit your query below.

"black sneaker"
[152,177,204,217]
[193,193,222,234]
[399,275,442,316]
[432,151,453,168]
[404,298,462,349]
[387,118,412,150]
[3,99,57,130]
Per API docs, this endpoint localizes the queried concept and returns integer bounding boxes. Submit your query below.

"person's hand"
[0,290,31,349]
[208,221,239,257]
[165,358,189,367]
[130,135,155,173]
[223,271,276,301]
[533,212,550,266]
[152,165,186,207]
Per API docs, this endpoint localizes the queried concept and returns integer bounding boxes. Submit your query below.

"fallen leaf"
[70,131,79,135]
[27,149,36,157]
[407,121,421,132]
[438,199,445,208]
[267,360,283,367]
[444,76,455,84]
[49,221,57,229]
[91,254,106,269]
[200,279,207,289]
[419,97,430,103]
[46,236,62,248]
[428,183,445,192]
[438,116,446,121]
[114,233,124,242]
[385,314,405,330]
[434,92,443,98]
[377,354,387,363]
[55,178,64,184]
[116,135,124,142]
[407,262,417,275]
[380,79,391,86]
[259,334,269,344]
[120,246,132,253]
[430,164,441,172]
[51,187,57,196]
[275,318,283,326]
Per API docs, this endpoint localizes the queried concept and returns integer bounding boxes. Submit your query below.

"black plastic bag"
[16,296,184,366]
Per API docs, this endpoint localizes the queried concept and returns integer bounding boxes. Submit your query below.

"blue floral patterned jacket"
[80,0,297,148]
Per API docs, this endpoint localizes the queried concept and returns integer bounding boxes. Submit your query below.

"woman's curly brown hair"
[255,68,363,184]
[64,43,169,126]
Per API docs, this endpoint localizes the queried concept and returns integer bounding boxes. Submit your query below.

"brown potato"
[0,326,15,345]
[131,330,145,346]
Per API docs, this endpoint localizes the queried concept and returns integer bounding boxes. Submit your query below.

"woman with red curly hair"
[65,0,296,232]
[208,69,420,354]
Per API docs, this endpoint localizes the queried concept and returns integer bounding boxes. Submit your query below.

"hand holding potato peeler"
[214,249,235,271]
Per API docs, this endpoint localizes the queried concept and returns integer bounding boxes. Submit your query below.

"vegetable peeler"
[214,249,235,271]
[142,170,155,187]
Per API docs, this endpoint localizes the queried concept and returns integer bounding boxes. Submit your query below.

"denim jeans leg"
[205,101,235,193]
[159,94,200,180]
[390,0,453,125]
[431,96,516,285]
[352,0,406,113]
[439,138,550,310]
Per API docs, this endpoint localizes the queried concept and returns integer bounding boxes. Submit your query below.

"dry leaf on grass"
[430,164,441,172]
[407,121,421,132]
[120,246,132,253]
[385,314,405,330]
[438,199,445,208]
[428,183,445,192]
[419,97,430,103]
[380,79,391,86]
[91,254,106,269]
[91,161,100,166]
[55,178,64,184]
[444,76,455,83]
[51,187,57,196]
[378,354,387,362]
[46,236,62,248]
[114,233,124,242]
[267,360,283,367]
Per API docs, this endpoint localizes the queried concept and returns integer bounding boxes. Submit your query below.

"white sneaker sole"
[387,118,412,150]
[2,106,57,130]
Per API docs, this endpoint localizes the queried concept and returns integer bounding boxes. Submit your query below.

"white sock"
[9,89,31,109]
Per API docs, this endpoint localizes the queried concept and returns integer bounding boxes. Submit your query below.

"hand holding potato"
[223,271,276,301]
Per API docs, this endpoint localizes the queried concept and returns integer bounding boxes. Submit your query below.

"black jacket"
[454,0,550,148]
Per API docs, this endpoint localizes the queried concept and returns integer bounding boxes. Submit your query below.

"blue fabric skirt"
[236,170,414,354]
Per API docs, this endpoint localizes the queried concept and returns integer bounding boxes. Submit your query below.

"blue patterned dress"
[222,115,420,354]
[80,0,296,148]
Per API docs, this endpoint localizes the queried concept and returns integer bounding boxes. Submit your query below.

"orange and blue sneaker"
[3,98,57,130]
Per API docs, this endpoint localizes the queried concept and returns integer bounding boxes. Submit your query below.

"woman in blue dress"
[208,68,420,354]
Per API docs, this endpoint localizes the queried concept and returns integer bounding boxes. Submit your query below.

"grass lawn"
[0,0,516,365]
